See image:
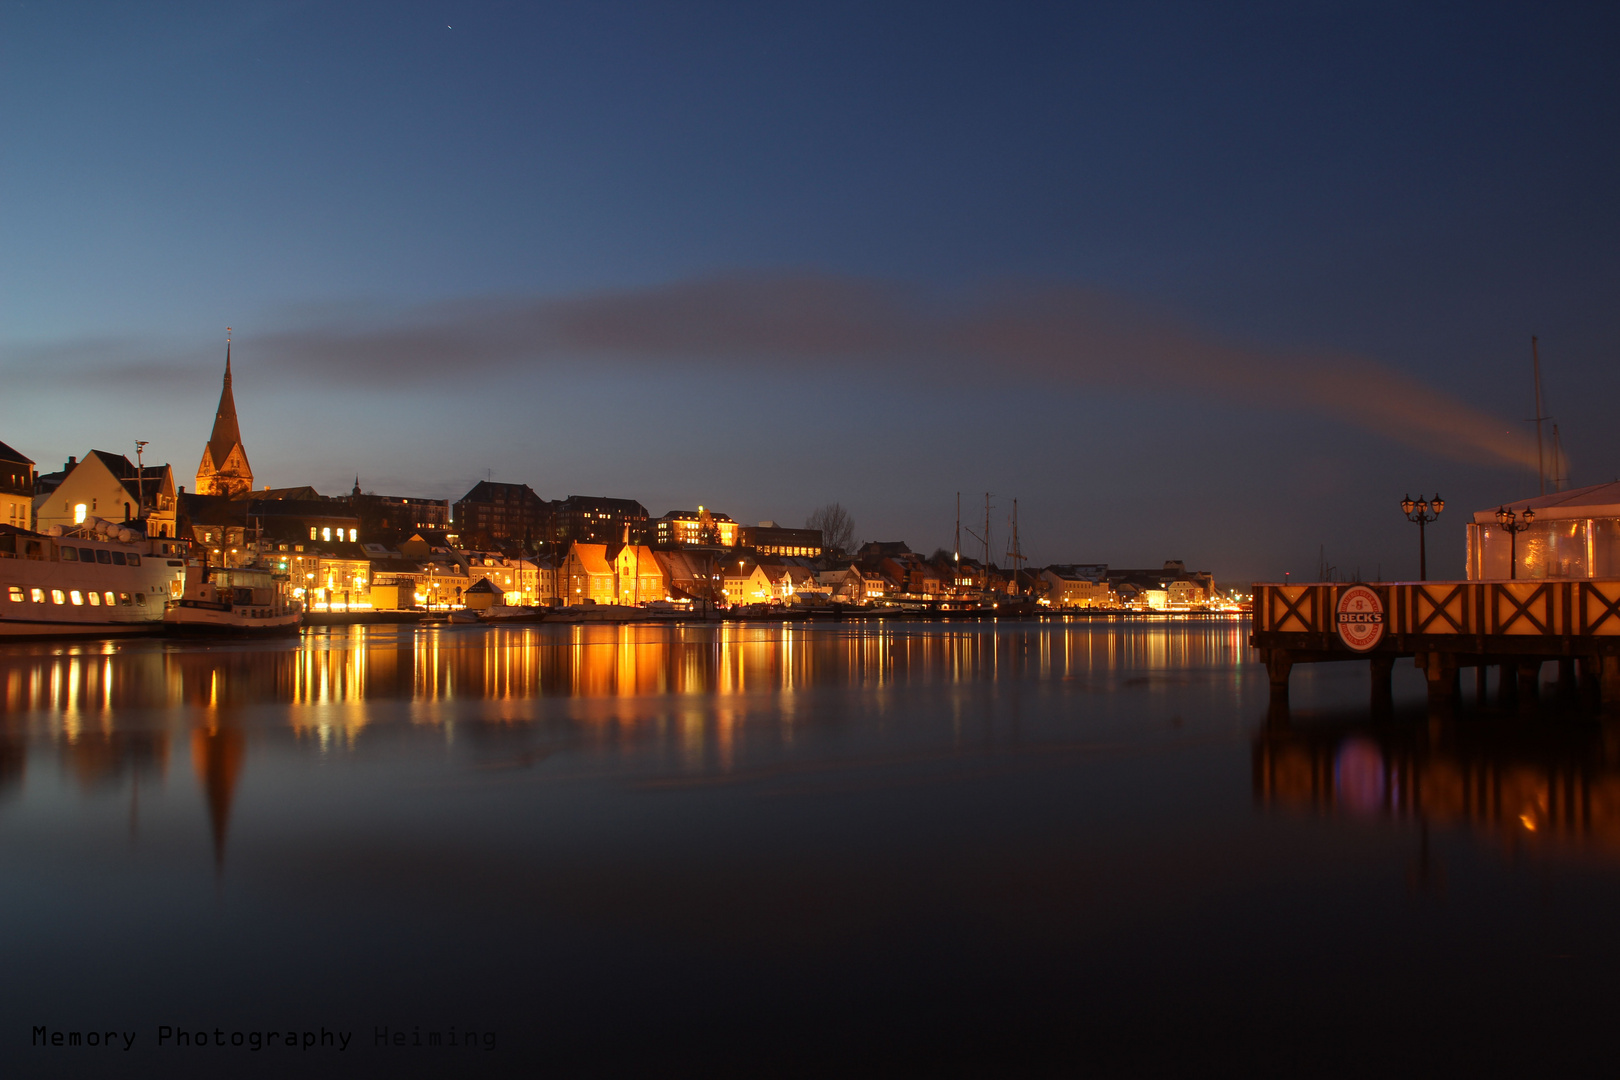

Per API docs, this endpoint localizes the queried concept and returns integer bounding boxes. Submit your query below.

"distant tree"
[805,503,855,558]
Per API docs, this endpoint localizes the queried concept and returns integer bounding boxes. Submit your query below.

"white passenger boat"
[163,563,302,634]
[0,522,188,638]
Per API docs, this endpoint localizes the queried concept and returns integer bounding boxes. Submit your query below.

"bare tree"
[806,503,855,558]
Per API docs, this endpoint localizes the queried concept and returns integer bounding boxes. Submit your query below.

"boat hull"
[0,528,185,639]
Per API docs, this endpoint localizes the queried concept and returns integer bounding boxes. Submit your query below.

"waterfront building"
[454,481,551,547]
[0,440,35,530]
[563,542,616,604]
[1467,481,1620,579]
[655,507,738,548]
[653,549,722,604]
[463,578,503,611]
[739,523,822,558]
[556,495,649,545]
[466,554,540,606]
[181,493,360,561]
[193,346,255,498]
[1042,565,1115,608]
[722,557,775,605]
[612,543,668,604]
[34,450,177,537]
[1107,561,1214,605]
[347,481,451,546]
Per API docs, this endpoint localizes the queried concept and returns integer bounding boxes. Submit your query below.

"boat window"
[69,590,84,605]
[111,551,127,566]
[50,590,65,604]
[7,586,22,602]
[105,592,117,606]
[134,593,146,606]
[119,593,131,606]
[96,550,112,564]
[25,541,42,558]
[87,591,101,606]
[61,547,78,562]
[31,588,45,603]
[80,548,96,562]
[127,554,140,566]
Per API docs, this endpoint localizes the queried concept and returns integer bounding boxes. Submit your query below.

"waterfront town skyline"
[5,354,1226,611]
[6,5,1619,582]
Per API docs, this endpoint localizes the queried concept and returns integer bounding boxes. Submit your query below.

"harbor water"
[4,618,1619,1076]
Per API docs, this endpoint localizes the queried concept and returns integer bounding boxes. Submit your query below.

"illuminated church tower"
[194,334,254,498]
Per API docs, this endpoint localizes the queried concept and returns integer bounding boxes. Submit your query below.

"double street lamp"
[1401,493,1444,581]
[1495,505,1535,580]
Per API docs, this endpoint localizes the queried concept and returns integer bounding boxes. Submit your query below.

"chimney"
[66,456,77,470]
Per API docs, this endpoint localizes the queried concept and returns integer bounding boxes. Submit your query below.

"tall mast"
[954,492,960,564]
[1532,335,1546,495]
[983,492,991,591]
[1552,422,1565,492]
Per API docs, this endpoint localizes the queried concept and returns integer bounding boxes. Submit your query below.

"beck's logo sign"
[1335,585,1385,651]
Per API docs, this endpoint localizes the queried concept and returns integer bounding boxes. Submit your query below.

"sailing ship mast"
[1006,498,1026,595]
[983,492,992,595]
[1532,335,1548,495]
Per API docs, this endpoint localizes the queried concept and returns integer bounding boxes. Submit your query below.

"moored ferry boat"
[0,522,188,637]
[163,563,302,634]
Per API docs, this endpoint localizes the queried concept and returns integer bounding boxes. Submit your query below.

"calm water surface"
[4,618,1619,1077]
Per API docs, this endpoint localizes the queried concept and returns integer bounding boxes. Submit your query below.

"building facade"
[453,481,551,546]
[655,507,738,548]
[739,524,822,558]
[0,440,35,530]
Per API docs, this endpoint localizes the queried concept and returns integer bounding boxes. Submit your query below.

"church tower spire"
[195,329,254,497]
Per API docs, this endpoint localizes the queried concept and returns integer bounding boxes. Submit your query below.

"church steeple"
[195,330,254,497]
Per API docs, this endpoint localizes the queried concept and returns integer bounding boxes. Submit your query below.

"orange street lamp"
[1494,505,1534,580]
[1401,493,1443,580]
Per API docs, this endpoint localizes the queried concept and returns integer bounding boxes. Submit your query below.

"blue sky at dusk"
[3,1,1618,580]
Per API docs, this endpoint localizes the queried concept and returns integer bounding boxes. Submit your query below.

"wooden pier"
[1250,580,1620,712]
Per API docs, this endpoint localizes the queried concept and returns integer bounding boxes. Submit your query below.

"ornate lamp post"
[1495,505,1535,580]
[1401,493,1444,580]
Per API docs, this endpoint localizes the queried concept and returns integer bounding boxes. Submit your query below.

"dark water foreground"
[3,618,1619,1078]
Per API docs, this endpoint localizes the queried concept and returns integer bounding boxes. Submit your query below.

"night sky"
[4,2,1618,581]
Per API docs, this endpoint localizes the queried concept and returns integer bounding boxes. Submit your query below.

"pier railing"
[1250,580,1620,710]
[1254,580,1620,640]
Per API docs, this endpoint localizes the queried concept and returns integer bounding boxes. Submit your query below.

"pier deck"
[1250,580,1620,712]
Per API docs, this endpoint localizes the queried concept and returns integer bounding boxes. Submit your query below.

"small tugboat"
[164,563,302,634]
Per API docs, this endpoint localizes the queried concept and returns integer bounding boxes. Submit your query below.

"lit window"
[310,527,317,540]
[74,503,87,524]
[323,528,331,542]
[105,591,116,605]
[70,590,85,605]
[349,529,357,542]
[87,591,101,606]
[32,588,45,603]
[51,590,66,604]
[6,586,21,603]
[119,593,131,606]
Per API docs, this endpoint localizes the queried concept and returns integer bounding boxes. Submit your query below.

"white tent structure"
[1468,480,1620,580]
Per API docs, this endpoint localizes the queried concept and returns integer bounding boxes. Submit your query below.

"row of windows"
[61,547,140,566]
[308,527,358,543]
[8,586,147,607]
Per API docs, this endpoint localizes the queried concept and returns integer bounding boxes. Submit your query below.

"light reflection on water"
[6,617,1620,1075]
